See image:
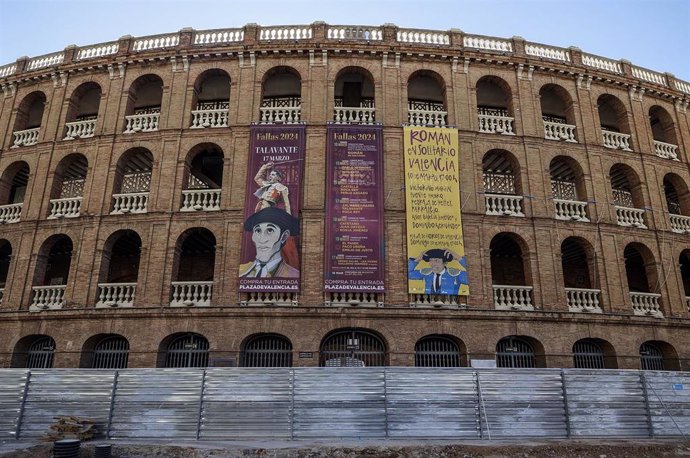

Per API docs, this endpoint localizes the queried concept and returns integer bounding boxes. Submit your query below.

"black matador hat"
[243,207,300,236]
[423,249,453,263]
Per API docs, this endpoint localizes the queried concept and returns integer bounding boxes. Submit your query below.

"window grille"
[612,188,634,207]
[241,334,292,367]
[408,100,445,112]
[334,97,375,108]
[551,180,577,201]
[121,172,151,194]
[667,200,681,215]
[196,101,229,110]
[92,336,129,369]
[320,329,386,367]
[573,340,605,369]
[133,106,161,115]
[27,336,55,369]
[165,333,209,368]
[260,96,302,108]
[415,336,461,367]
[496,336,535,368]
[478,107,509,117]
[187,174,210,190]
[542,115,567,124]
[59,178,85,199]
[640,342,665,371]
[483,173,515,195]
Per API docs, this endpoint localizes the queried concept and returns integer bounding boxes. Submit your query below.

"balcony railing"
[478,108,515,135]
[407,101,447,127]
[170,281,212,307]
[543,120,577,142]
[111,192,149,214]
[333,106,375,124]
[241,292,297,307]
[180,189,221,212]
[11,127,40,147]
[48,197,82,219]
[124,112,160,133]
[64,119,96,139]
[565,288,602,313]
[615,206,646,228]
[325,292,381,307]
[554,199,589,222]
[653,140,679,161]
[602,130,632,151]
[0,203,22,224]
[30,285,66,311]
[190,108,229,128]
[669,214,690,234]
[493,285,534,311]
[409,294,465,308]
[485,194,524,217]
[96,283,136,308]
[630,292,663,318]
[260,106,301,124]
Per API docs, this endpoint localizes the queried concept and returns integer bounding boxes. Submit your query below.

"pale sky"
[1,0,689,79]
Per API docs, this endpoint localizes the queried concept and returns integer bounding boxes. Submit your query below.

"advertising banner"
[239,125,306,292]
[404,126,469,296]
[324,125,385,292]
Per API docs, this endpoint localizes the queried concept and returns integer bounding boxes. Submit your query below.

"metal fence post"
[560,370,571,438]
[106,370,119,439]
[476,370,490,440]
[196,369,207,440]
[383,369,389,439]
[639,372,654,438]
[289,369,295,440]
[14,370,31,440]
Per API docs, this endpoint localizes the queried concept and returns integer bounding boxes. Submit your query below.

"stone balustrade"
[408,108,447,127]
[180,189,221,212]
[630,292,663,317]
[582,53,622,74]
[30,285,66,311]
[327,26,382,41]
[554,199,589,221]
[0,203,22,224]
[64,119,96,139]
[111,192,149,214]
[602,131,632,151]
[12,127,40,147]
[676,80,690,95]
[260,105,301,124]
[124,112,159,133]
[193,28,244,45]
[48,197,82,219]
[653,140,679,160]
[333,106,375,124]
[326,292,381,307]
[26,52,64,71]
[242,292,297,307]
[96,283,136,308]
[190,108,229,128]
[632,66,667,86]
[0,63,16,78]
[669,214,690,234]
[565,288,602,313]
[464,35,512,52]
[485,194,524,217]
[76,42,119,60]
[260,26,312,41]
[478,113,515,135]
[525,43,570,62]
[543,120,577,142]
[133,33,179,52]
[409,294,465,308]
[397,29,450,45]
[493,285,534,311]
[170,281,213,307]
[615,206,646,228]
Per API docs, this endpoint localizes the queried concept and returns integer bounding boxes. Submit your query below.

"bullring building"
[0,23,688,371]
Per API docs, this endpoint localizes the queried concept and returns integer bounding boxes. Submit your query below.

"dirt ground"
[2,439,690,458]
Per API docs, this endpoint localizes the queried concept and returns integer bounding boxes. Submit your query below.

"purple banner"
[239,125,305,292]
[324,125,385,292]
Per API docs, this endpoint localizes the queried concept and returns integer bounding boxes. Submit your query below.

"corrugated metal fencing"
[1,368,689,441]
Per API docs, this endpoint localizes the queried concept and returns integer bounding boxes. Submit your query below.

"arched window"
[0,240,12,297]
[181,144,224,211]
[624,244,662,317]
[482,150,524,217]
[241,334,293,367]
[91,335,129,369]
[112,148,153,214]
[320,328,386,367]
[572,338,616,369]
[48,154,88,219]
[539,84,577,142]
[476,76,514,135]
[490,233,533,310]
[680,250,690,301]
[414,335,464,367]
[649,106,678,159]
[97,230,142,308]
[334,67,375,124]
[610,164,646,228]
[64,82,101,139]
[170,228,215,307]
[550,156,588,221]
[12,91,45,147]
[191,69,230,128]
[496,336,542,368]
[640,342,664,371]
[663,174,690,233]
[124,74,163,133]
[562,237,600,312]
[164,333,209,368]
[24,336,56,368]
[260,66,302,123]
[597,94,632,150]
[407,71,447,127]
[31,235,73,310]
[0,161,29,223]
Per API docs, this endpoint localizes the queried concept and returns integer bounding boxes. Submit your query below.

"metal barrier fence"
[1,368,689,441]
